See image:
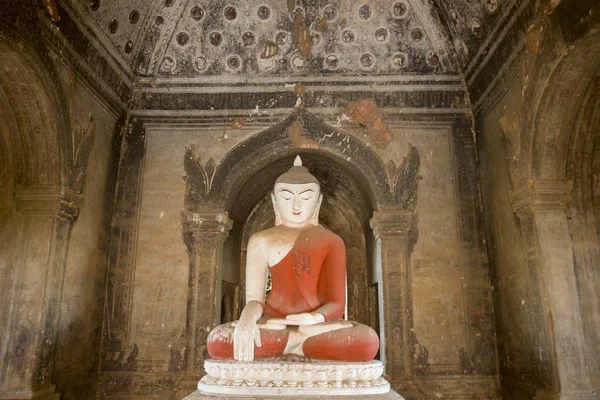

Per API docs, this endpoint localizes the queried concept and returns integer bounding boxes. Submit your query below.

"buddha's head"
[272,156,322,228]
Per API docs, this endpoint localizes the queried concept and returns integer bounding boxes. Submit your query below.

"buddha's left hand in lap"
[265,312,325,326]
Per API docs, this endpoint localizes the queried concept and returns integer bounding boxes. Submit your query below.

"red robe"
[263,226,346,321]
[207,226,379,362]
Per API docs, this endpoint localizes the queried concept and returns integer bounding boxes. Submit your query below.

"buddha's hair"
[275,155,320,186]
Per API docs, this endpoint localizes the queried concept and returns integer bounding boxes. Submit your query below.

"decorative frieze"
[135,89,467,112]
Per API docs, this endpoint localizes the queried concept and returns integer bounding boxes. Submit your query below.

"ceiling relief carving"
[64,0,509,78]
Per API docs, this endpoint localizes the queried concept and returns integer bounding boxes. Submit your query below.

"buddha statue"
[207,156,379,362]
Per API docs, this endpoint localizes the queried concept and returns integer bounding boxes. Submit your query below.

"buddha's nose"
[293,196,301,211]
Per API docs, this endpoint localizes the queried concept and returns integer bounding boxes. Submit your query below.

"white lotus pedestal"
[184,359,404,399]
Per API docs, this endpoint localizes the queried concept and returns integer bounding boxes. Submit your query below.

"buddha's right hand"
[232,317,262,362]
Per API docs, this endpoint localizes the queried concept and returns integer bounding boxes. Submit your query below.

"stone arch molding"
[519,20,600,181]
[0,30,95,194]
[184,105,420,213]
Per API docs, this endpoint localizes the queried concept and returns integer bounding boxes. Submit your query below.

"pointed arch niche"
[182,106,420,384]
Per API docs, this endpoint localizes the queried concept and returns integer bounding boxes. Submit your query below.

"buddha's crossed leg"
[207,320,379,362]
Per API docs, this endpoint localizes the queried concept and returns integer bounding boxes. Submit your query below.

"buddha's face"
[273,182,321,227]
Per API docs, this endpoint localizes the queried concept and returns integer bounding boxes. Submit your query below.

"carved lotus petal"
[344,369,357,380]
[315,370,327,381]
[303,369,313,381]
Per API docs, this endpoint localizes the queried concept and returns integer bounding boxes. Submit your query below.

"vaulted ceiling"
[63,0,504,78]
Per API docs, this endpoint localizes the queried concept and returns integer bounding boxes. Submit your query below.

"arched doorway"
[222,151,377,330]
[182,106,420,382]
[566,75,600,396]
[0,37,62,396]
[516,25,600,397]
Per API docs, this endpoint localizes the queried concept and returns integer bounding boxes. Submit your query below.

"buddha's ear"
[311,193,323,226]
[271,192,282,226]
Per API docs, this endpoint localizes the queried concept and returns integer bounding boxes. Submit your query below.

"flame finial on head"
[275,155,319,185]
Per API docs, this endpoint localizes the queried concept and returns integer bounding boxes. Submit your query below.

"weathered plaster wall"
[383,126,465,368]
[107,111,497,398]
[477,76,538,400]
[52,63,121,400]
[130,127,263,365]
[474,2,600,398]
[339,119,497,381]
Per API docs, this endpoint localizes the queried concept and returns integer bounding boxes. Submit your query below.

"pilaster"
[182,210,233,376]
[0,185,82,399]
[100,118,146,372]
[510,179,596,400]
[370,208,418,395]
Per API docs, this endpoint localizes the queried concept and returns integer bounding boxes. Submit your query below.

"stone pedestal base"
[189,359,399,398]
[184,390,404,399]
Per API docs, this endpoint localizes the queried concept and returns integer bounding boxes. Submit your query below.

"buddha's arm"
[241,234,268,321]
[233,234,268,361]
[314,235,346,321]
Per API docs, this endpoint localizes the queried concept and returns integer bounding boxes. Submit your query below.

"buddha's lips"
[293,211,301,215]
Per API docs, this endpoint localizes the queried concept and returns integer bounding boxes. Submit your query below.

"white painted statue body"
[206,156,379,363]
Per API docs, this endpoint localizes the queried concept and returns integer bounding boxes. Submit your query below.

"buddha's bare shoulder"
[247,226,281,245]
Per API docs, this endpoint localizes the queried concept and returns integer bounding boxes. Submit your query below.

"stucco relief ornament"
[187,156,400,398]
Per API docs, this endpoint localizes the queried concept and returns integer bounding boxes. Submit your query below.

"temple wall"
[477,76,539,399]
[473,3,600,398]
[0,24,121,400]
[102,109,497,398]
[129,127,263,365]
[52,63,121,399]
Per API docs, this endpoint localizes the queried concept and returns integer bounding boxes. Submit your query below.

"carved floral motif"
[198,359,390,395]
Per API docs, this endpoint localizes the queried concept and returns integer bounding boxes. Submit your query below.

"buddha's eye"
[301,197,311,201]
[282,196,292,201]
